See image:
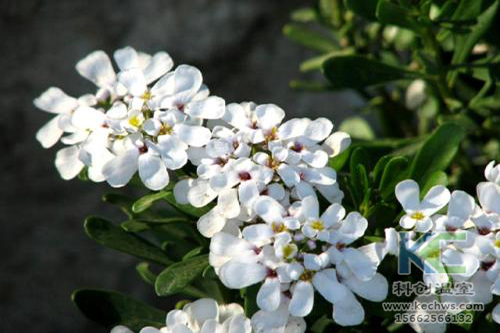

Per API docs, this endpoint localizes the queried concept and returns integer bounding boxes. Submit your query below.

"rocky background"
[0,0,358,331]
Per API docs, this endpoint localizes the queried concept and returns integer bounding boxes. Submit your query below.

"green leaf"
[72,289,165,330]
[339,116,375,140]
[155,255,209,296]
[376,0,426,34]
[300,48,355,72]
[136,262,157,285]
[182,246,204,261]
[102,193,136,218]
[163,191,211,218]
[132,191,170,213]
[283,23,337,52]
[379,156,410,200]
[408,123,465,184]
[373,155,393,186]
[121,220,150,233]
[344,0,379,20]
[84,217,172,266]
[449,0,499,85]
[421,171,448,198]
[329,146,351,171]
[322,55,421,89]
[290,7,318,23]
[242,284,260,317]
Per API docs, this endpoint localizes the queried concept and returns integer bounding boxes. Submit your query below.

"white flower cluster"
[110,298,252,333]
[35,47,225,189]
[392,161,500,332]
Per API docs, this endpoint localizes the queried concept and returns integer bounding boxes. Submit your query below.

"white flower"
[111,298,251,333]
[159,65,225,120]
[300,196,345,241]
[484,160,500,185]
[251,296,306,333]
[396,180,451,232]
[102,134,170,190]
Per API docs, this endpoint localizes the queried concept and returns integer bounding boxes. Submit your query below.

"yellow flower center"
[265,127,278,142]
[272,222,287,233]
[410,211,425,220]
[141,90,153,100]
[495,239,500,248]
[159,124,173,136]
[282,244,297,259]
[299,270,314,281]
[311,220,324,231]
[128,115,142,127]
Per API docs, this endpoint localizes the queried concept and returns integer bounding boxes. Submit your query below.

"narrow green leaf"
[323,55,421,89]
[376,0,426,34]
[421,171,448,198]
[290,7,318,23]
[300,48,355,72]
[344,0,379,20]
[373,155,393,187]
[449,0,499,85]
[243,284,260,317]
[72,289,165,330]
[379,156,410,200]
[121,220,150,233]
[136,262,157,285]
[328,146,351,171]
[84,217,172,266]
[283,23,337,52]
[408,123,465,184]
[132,191,170,213]
[155,255,209,296]
[102,193,136,218]
[182,246,204,261]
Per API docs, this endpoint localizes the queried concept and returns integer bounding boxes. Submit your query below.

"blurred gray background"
[0,0,357,331]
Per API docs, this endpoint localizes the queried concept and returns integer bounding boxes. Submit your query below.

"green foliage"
[155,255,209,296]
[72,289,165,330]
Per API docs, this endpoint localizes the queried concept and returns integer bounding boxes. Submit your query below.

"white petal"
[312,269,349,304]
[302,167,336,185]
[343,273,388,302]
[300,195,319,220]
[301,150,328,168]
[188,180,217,207]
[343,247,377,281]
[277,164,300,187]
[217,188,240,219]
[399,215,417,229]
[255,104,285,131]
[55,146,85,180]
[113,46,139,71]
[144,51,174,83]
[242,224,273,244]
[493,303,500,325]
[174,179,194,205]
[174,124,212,147]
[441,248,479,278]
[223,103,252,129]
[102,149,139,187]
[253,196,285,224]
[477,182,500,214]
[395,180,421,212]
[278,118,309,140]
[257,277,281,312]
[304,118,333,141]
[321,203,345,227]
[210,232,253,257]
[289,281,314,317]
[197,209,226,238]
[414,217,433,233]
[219,261,267,288]
[185,298,219,328]
[420,185,451,216]
[185,96,225,119]
[76,50,116,88]
[323,131,351,157]
[117,69,147,96]
[138,151,169,190]
[36,115,64,148]
[448,190,475,220]
[34,87,78,114]
[332,292,364,327]
[238,180,259,208]
[166,309,189,327]
[467,271,493,303]
[157,135,188,169]
[111,326,134,333]
[71,106,106,130]
[339,212,367,242]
